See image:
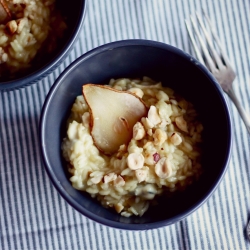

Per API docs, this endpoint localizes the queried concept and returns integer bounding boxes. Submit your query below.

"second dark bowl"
[0,0,87,91]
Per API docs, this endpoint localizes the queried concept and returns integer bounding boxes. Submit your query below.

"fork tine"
[189,15,217,72]
[195,12,224,69]
[185,20,205,65]
[202,9,231,67]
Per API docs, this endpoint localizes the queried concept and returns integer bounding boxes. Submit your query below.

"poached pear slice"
[83,84,148,155]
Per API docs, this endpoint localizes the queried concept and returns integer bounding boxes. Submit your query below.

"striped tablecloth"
[1,0,249,249]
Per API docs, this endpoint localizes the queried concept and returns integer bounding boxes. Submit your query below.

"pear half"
[83,84,148,155]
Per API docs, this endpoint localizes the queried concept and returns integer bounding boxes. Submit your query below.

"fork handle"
[226,86,250,134]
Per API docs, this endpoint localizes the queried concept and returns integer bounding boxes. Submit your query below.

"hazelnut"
[147,105,161,125]
[155,157,172,179]
[170,132,182,145]
[133,122,146,140]
[127,153,144,170]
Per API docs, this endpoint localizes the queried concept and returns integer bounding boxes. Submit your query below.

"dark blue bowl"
[39,40,232,230]
[0,0,87,91]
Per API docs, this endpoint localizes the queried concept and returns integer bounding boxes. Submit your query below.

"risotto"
[62,77,204,217]
[0,0,66,78]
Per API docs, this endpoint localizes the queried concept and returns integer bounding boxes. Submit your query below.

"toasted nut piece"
[133,122,146,140]
[104,173,117,183]
[143,142,156,165]
[128,87,144,98]
[114,175,125,187]
[147,105,161,125]
[116,144,127,158]
[114,203,124,213]
[144,153,155,166]
[5,20,17,34]
[127,152,144,170]
[155,157,172,179]
[128,139,143,154]
[175,116,188,133]
[170,132,182,145]
[128,145,142,154]
[153,128,167,145]
[135,169,148,183]
[141,117,154,129]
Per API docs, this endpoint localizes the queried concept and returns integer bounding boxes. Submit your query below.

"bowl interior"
[40,41,231,229]
[0,0,86,90]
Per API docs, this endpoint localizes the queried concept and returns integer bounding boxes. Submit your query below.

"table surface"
[1,0,250,249]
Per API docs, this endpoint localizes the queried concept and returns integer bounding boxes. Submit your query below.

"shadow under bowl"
[40,39,232,230]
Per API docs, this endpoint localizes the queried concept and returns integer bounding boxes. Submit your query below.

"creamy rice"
[0,0,66,78]
[62,77,204,217]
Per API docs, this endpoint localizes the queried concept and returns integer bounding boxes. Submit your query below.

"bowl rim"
[39,39,232,230]
[0,0,88,91]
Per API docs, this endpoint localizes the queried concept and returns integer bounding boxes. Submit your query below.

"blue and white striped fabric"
[1,0,249,249]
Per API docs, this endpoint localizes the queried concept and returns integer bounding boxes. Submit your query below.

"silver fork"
[185,11,250,134]
[185,11,250,241]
